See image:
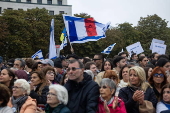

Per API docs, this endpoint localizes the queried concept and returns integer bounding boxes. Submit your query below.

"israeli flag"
[101,43,116,54]
[31,50,44,59]
[63,14,110,43]
[49,19,57,59]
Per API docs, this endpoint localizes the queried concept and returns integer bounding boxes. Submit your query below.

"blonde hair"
[128,66,151,91]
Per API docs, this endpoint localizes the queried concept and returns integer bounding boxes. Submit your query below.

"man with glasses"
[93,53,104,73]
[64,59,99,113]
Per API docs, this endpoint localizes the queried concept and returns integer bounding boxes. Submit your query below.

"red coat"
[96,97,127,113]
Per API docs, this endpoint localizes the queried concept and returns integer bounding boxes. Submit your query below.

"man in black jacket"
[65,59,99,113]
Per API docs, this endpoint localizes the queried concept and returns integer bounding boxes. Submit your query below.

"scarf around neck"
[11,96,28,113]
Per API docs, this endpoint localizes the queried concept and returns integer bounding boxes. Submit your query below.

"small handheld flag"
[31,50,43,59]
[101,43,116,54]
[60,28,67,41]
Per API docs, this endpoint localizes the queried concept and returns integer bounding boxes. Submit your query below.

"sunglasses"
[67,67,81,72]
[99,85,109,89]
[154,73,164,77]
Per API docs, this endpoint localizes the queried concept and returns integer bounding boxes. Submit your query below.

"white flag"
[49,19,57,59]
[31,50,43,59]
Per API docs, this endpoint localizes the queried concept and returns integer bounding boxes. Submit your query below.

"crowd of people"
[0,52,170,113]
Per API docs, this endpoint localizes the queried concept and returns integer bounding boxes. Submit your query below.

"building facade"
[0,0,72,15]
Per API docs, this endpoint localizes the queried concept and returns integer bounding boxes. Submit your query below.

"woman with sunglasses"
[156,84,170,113]
[96,78,126,113]
[138,56,148,68]
[8,79,36,113]
[29,71,49,105]
[118,66,157,113]
[148,66,167,101]
[36,84,71,113]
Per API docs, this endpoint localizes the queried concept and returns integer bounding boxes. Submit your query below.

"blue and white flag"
[31,50,43,59]
[60,37,67,50]
[49,19,57,59]
[63,14,110,43]
[101,43,116,54]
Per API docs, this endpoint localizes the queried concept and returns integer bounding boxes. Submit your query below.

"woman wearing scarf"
[118,66,157,113]
[8,79,36,113]
[96,78,126,113]
[156,83,170,113]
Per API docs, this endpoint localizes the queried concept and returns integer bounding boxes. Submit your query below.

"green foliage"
[136,14,169,55]
[0,9,169,59]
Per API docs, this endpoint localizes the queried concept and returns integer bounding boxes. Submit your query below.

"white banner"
[150,38,165,50]
[126,42,144,56]
[152,42,166,54]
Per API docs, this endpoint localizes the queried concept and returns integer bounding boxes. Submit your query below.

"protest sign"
[126,42,144,56]
[152,42,166,54]
[150,38,165,50]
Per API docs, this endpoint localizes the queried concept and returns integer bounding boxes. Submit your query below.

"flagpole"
[67,37,74,54]
[106,54,110,59]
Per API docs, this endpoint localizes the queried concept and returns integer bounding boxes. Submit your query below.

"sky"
[67,0,170,27]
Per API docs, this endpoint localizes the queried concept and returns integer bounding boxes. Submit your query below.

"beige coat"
[7,96,37,113]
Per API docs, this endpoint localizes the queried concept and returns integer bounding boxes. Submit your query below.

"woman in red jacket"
[96,78,126,113]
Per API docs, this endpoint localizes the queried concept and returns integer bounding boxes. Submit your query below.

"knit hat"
[14,70,28,81]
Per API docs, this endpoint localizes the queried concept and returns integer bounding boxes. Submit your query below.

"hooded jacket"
[64,72,100,113]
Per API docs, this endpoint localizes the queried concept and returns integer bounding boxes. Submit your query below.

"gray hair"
[49,84,68,105]
[14,79,30,95]
[15,58,26,68]
[100,78,117,95]
[84,70,94,80]
[69,59,84,68]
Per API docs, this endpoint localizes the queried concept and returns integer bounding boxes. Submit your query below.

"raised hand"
[104,100,110,113]
[112,96,118,109]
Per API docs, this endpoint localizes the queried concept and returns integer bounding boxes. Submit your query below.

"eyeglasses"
[47,72,55,75]
[163,91,170,94]
[144,60,148,62]
[67,67,81,72]
[46,92,57,96]
[93,59,100,61]
[154,73,164,77]
[12,86,23,89]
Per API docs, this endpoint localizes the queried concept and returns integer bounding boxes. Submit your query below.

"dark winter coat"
[64,72,100,113]
[29,83,49,105]
[118,86,157,113]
